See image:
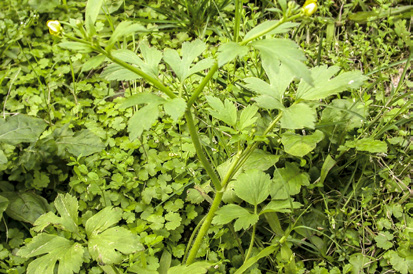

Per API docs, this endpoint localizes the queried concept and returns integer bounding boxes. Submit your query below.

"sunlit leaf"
[281,130,324,157]
[234,169,271,206]
[281,103,316,129]
[212,204,259,231]
[217,42,249,67]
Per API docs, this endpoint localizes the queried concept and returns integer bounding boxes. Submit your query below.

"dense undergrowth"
[0,0,412,273]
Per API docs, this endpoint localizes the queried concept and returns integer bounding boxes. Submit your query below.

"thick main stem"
[185,190,223,265]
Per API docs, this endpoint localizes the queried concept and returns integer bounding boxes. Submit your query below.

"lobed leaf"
[205,96,237,127]
[281,103,316,129]
[234,169,271,206]
[85,206,122,237]
[281,130,324,157]
[212,204,259,231]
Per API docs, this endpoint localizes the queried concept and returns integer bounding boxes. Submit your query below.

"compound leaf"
[217,42,249,67]
[163,97,187,121]
[85,207,122,237]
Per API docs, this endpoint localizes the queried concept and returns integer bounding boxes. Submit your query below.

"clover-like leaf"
[17,234,85,274]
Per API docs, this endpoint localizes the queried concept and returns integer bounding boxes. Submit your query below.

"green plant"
[32,0,372,272]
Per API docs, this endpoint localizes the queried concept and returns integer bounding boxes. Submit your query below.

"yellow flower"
[302,0,318,16]
[47,20,63,36]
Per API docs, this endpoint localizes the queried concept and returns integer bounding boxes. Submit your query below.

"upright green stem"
[186,191,224,265]
[187,63,218,107]
[234,0,242,42]
[185,110,222,191]
[244,206,257,262]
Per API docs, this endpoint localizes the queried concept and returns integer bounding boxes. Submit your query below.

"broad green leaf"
[57,129,105,157]
[0,149,7,164]
[281,130,324,157]
[260,199,302,214]
[85,207,122,237]
[217,42,249,67]
[244,21,299,41]
[0,195,8,221]
[205,96,237,126]
[234,169,271,206]
[127,104,159,140]
[163,97,187,121]
[17,234,84,274]
[52,194,78,233]
[271,162,310,199]
[106,21,146,51]
[1,191,50,224]
[88,226,143,265]
[344,138,388,153]
[167,261,213,274]
[120,93,166,109]
[296,66,367,100]
[58,42,93,53]
[101,63,142,81]
[212,204,259,231]
[85,0,104,35]
[82,54,106,72]
[281,103,316,129]
[217,149,279,180]
[0,114,47,145]
[252,39,312,84]
[384,250,413,274]
[163,40,213,81]
[237,105,259,131]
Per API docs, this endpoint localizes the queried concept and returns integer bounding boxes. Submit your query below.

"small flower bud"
[302,0,318,16]
[47,20,63,36]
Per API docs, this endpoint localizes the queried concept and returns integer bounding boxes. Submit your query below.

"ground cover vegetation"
[0,0,412,273]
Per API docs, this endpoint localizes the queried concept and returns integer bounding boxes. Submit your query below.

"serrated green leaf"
[85,0,104,35]
[374,231,394,250]
[2,191,50,224]
[57,129,105,157]
[384,250,413,274]
[296,66,367,100]
[0,114,47,145]
[345,138,388,153]
[205,96,237,126]
[127,104,160,140]
[217,42,249,67]
[167,261,213,274]
[238,105,258,131]
[234,169,271,206]
[245,61,293,110]
[88,226,143,265]
[271,162,310,199]
[252,39,312,84]
[260,199,303,214]
[281,103,316,129]
[120,93,166,109]
[213,204,259,231]
[82,54,106,72]
[17,234,84,274]
[165,212,182,230]
[281,130,324,157]
[106,21,146,51]
[163,97,187,121]
[54,194,79,233]
[163,40,213,81]
[85,207,122,237]
[244,21,299,41]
